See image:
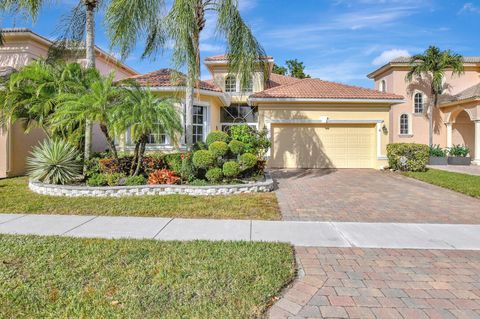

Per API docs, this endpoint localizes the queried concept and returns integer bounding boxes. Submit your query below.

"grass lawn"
[0,235,295,318]
[0,177,280,220]
[403,168,480,198]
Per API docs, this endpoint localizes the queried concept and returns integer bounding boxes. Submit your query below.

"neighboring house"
[118,55,404,169]
[0,28,138,178]
[368,57,480,165]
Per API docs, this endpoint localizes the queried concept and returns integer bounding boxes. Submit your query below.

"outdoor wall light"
[382,124,388,134]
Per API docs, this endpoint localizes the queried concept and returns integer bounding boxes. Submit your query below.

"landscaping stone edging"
[28,173,275,197]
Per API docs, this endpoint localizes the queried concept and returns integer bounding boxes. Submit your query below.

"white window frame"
[379,79,387,92]
[225,75,237,93]
[413,92,425,114]
[399,113,411,136]
[220,105,259,132]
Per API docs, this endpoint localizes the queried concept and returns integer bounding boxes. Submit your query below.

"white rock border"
[28,173,275,197]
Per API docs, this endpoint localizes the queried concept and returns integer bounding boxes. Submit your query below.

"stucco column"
[446,123,453,148]
[473,120,480,166]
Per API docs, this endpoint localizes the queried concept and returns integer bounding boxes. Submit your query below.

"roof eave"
[439,97,480,108]
[248,97,405,105]
[149,86,230,105]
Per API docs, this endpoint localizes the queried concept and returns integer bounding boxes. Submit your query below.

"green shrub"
[209,141,229,158]
[229,140,245,155]
[190,179,209,186]
[239,153,257,170]
[86,173,108,187]
[230,124,271,156]
[27,139,82,185]
[429,145,447,157]
[386,143,429,172]
[205,167,223,182]
[448,144,470,157]
[206,130,229,146]
[192,141,208,151]
[163,153,184,173]
[223,161,240,178]
[141,156,165,175]
[192,150,215,169]
[106,173,127,186]
[180,153,196,181]
[84,157,101,178]
[125,175,147,186]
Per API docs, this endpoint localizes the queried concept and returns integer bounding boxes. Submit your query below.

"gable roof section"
[440,83,480,106]
[250,78,404,102]
[130,69,222,92]
[266,73,302,89]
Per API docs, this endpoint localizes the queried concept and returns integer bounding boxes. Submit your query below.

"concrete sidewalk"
[0,213,479,250]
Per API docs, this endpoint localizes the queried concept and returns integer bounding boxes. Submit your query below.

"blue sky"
[2,0,480,88]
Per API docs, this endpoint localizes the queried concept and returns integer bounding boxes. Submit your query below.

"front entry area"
[270,124,376,168]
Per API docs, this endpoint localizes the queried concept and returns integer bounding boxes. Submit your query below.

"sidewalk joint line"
[330,222,354,247]
[0,214,27,226]
[61,216,98,235]
[153,218,174,239]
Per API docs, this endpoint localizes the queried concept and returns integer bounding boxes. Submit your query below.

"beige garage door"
[270,124,375,168]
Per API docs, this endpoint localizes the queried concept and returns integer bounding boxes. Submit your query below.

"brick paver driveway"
[268,247,480,319]
[272,169,480,224]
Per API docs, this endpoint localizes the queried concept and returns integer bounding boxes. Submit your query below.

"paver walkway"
[272,169,480,223]
[268,247,480,319]
[1,214,480,250]
[428,165,480,176]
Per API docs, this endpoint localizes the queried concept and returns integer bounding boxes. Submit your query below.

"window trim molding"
[225,75,237,93]
[413,91,425,115]
[399,113,412,136]
[379,79,387,92]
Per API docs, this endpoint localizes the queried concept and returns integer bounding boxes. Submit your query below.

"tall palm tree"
[406,46,464,146]
[105,0,268,147]
[113,84,183,176]
[53,73,121,160]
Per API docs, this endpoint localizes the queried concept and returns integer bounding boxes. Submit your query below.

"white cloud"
[459,2,480,14]
[305,61,368,82]
[238,0,257,11]
[372,49,410,65]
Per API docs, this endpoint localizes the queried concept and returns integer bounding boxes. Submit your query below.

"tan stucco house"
[118,55,404,169]
[368,57,480,165]
[0,28,139,178]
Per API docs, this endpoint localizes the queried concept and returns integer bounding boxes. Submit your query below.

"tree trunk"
[185,74,194,148]
[133,135,147,176]
[130,141,140,176]
[430,93,438,147]
[99,123,118,160]
[83,1,96,171]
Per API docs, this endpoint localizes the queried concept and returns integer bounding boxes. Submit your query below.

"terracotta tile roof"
[204,54,273,62]
[267,73,302,89]
[440,83,480,104]
[130,69,222,92]
[251,78,404,100]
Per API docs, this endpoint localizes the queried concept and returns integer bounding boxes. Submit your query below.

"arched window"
[225,75,237,93]
[414,92,424,114]
[400,114,409,135]
[379,79,386,92]
[242,78,253,92]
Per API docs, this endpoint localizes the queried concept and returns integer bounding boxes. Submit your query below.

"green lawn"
[0,235,295,318]
[403,168,480,198]
[0,177,280,220]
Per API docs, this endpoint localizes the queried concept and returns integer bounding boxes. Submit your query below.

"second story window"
[379,79,386,92]
[241,78,253,92]
[414,92,424,114]
[225,75,237,93]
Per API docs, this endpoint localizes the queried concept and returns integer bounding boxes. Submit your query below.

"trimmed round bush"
[239,153,257,169]
[209,141,229,158]
[206,130,229,146]
[229,140,245,155]
[386,143,429,172]
[222,161,240,178]
[125,175,147,186]
[205,167,223,182]
[192,150,215,169]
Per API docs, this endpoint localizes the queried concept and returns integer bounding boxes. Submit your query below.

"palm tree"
[406,46,464,146]
[113,84,183,176]
[53,72,121,159]
[0,61,94,144]
[105,0,268,147]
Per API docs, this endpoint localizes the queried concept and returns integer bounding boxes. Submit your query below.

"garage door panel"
[270,124,375,169]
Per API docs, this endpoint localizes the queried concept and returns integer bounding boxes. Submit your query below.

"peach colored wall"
[373,67,480,146]
[0,32,137,177]
[452,111,475,158]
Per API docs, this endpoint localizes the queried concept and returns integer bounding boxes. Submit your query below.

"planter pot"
[447,156,471,165]
[429,156,448,165]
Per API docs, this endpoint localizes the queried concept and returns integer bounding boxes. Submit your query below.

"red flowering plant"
[148,169,180,185]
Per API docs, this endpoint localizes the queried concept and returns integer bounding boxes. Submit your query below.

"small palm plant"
[27,139,83,185]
